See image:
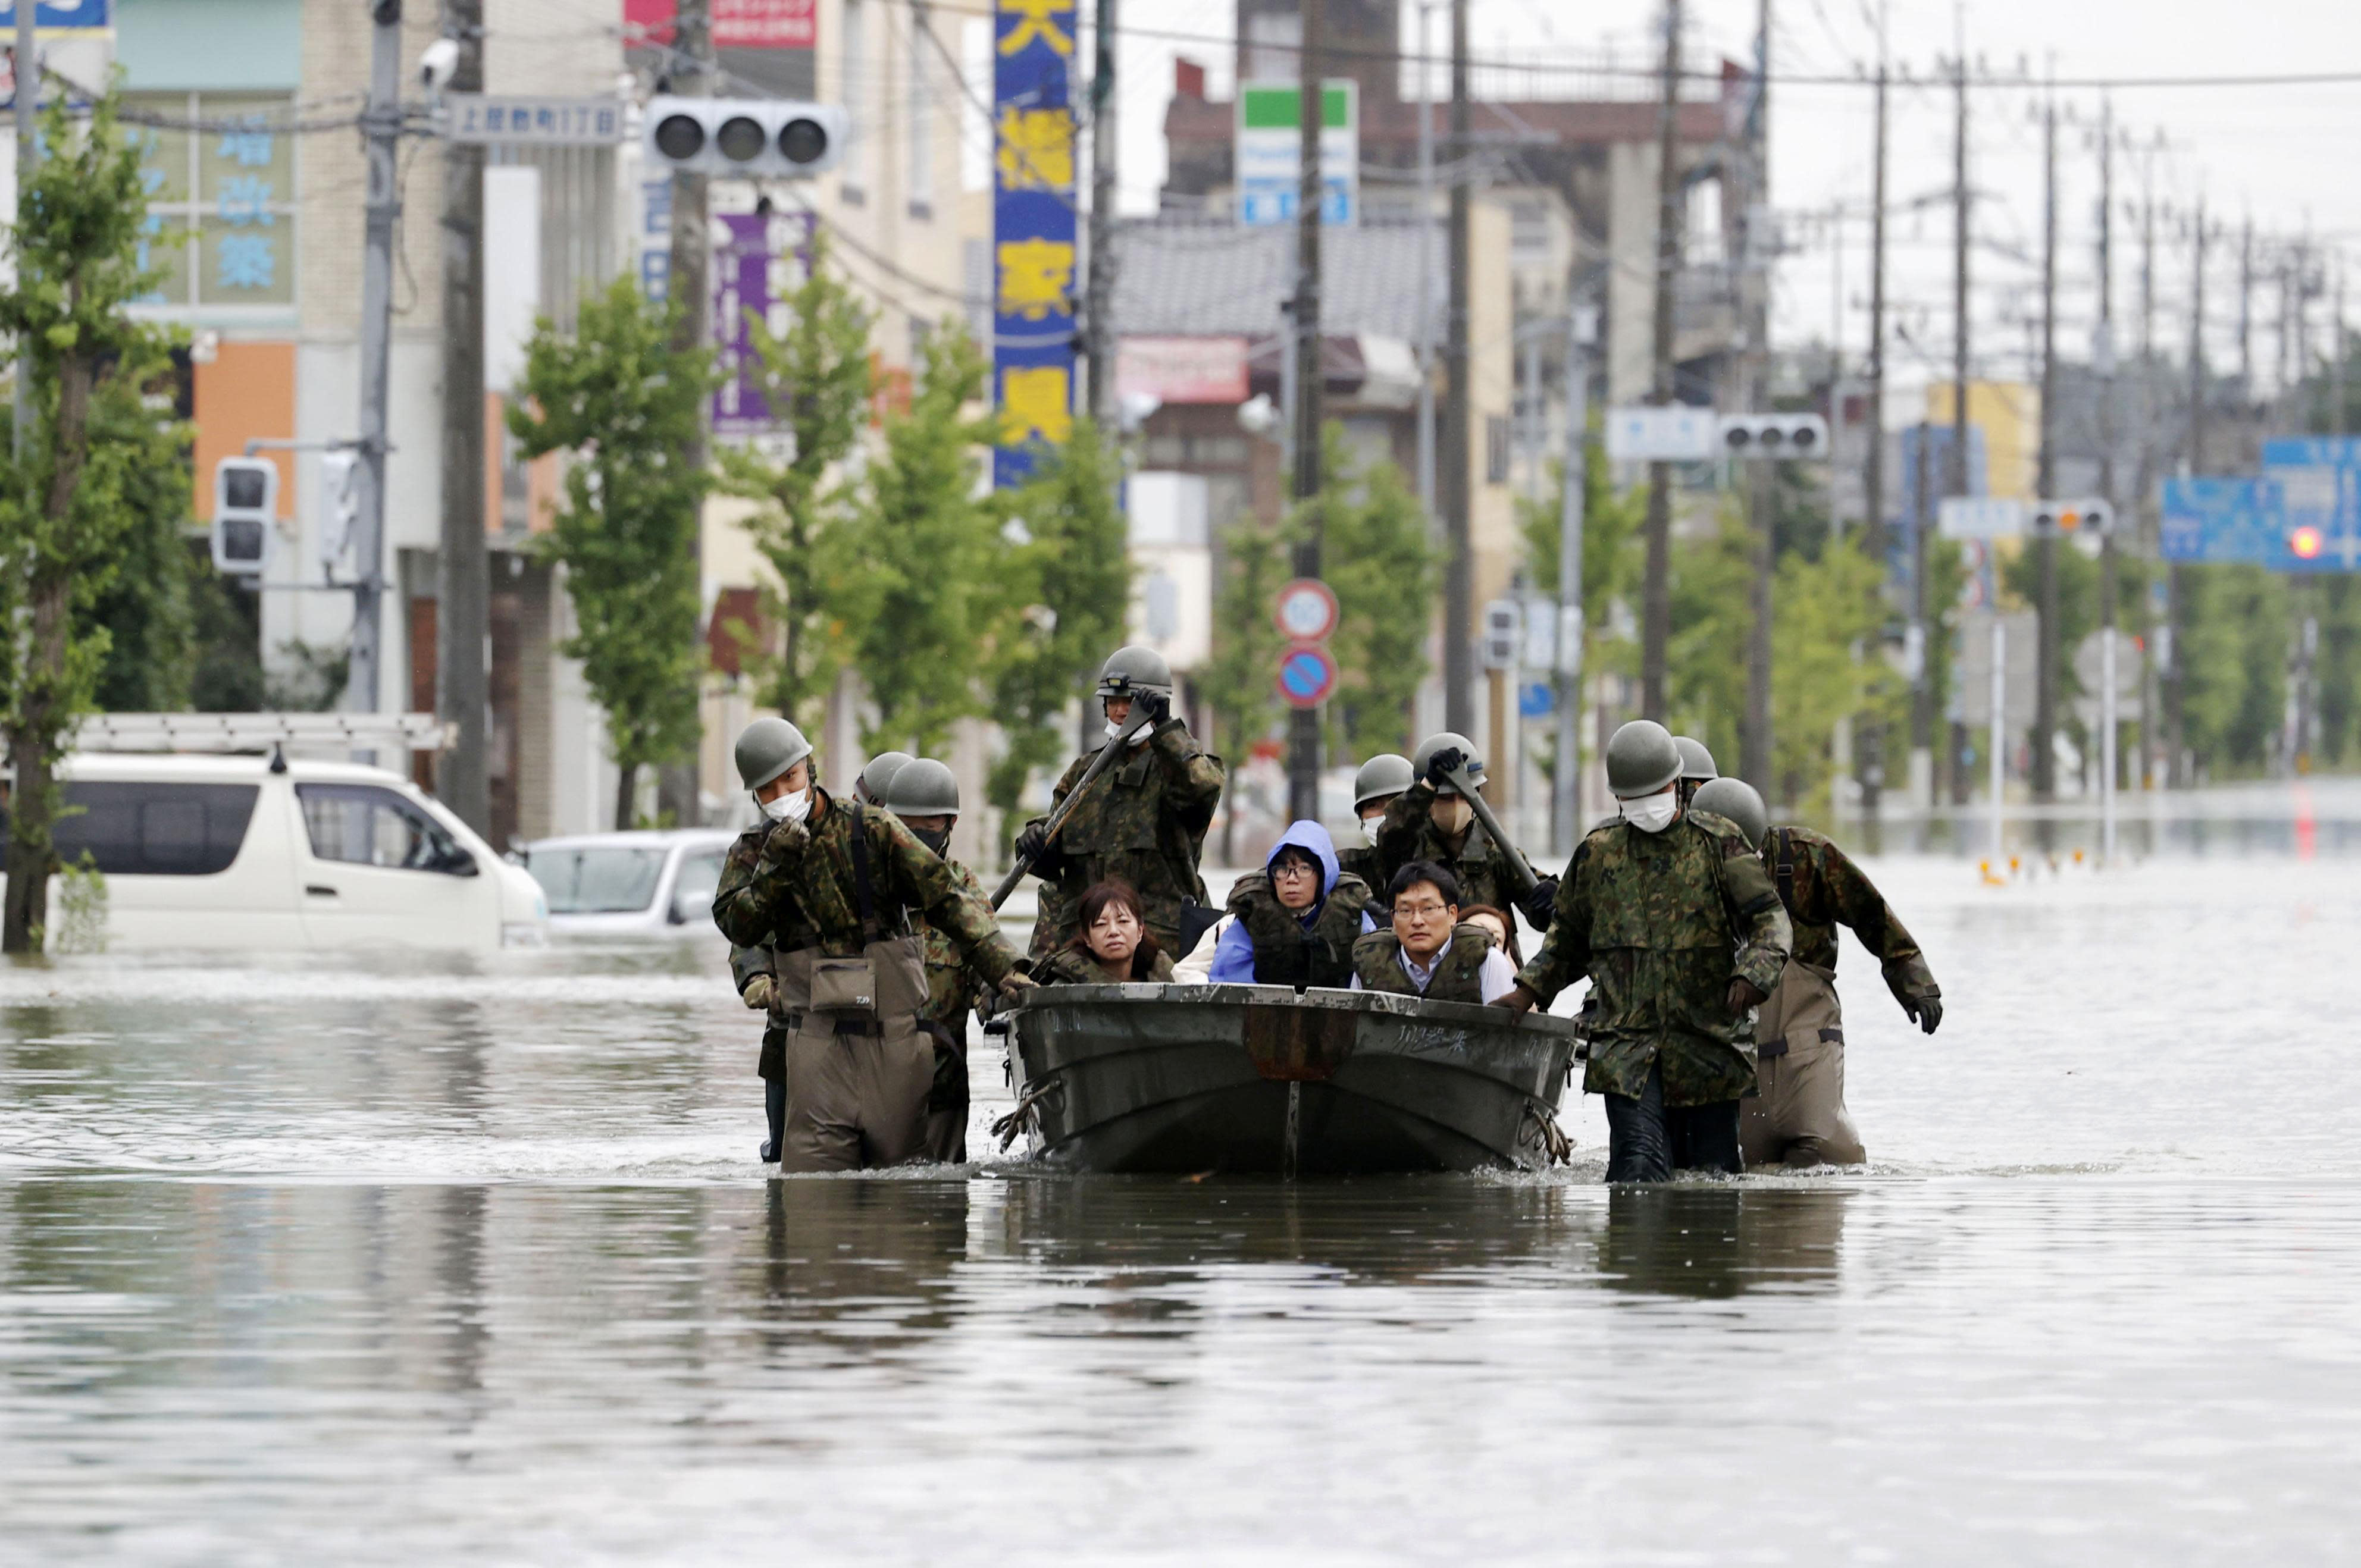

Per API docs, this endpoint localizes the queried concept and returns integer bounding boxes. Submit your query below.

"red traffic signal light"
[2292,525,2325,560]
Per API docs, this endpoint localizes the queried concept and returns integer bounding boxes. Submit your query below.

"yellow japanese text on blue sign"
[992,0,1078,487]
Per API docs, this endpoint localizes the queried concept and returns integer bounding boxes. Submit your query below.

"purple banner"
[711,209,817,437]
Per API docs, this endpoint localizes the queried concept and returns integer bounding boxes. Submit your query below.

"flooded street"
[5,835,2360,1562]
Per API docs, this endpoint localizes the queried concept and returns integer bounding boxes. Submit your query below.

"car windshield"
[670,850,724,918]
[526,846,668,915]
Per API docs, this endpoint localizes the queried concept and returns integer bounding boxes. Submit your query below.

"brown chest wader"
[769,824,937,1173]
[1740,830,1867,1168]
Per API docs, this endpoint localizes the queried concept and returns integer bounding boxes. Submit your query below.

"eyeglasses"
[1271,860,1319,881]
[1395,901,1452,920]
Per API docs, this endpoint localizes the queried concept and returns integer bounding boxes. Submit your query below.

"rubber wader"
[768,826,937,1173]
[920,1023,969,1165]
[1740,958,1867,1168]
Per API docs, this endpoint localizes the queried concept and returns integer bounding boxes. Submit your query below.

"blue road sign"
[2261,438,2361,570]
[1275,643,1339,710]
[2161,478,2283,565]
[1517,681,1554,720]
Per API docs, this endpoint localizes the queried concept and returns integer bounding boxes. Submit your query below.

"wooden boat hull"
[1001,983,1581,1175]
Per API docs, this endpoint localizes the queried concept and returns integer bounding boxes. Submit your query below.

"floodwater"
[6,823,2361,1562]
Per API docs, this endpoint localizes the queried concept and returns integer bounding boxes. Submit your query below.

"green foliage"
[88,384,197,711]
[1662,506,1751,760]
[1770,543,1897,808]
[1199,510,1296,859]
[832,326,1009,754]
[2178,564,2289,773]
[987,418,1132,819]
[1517,431,1648,680]
[51,852,107,955]
[715,234,873,730]
[0,87,184,951]
[1313,429,1441,757]
[508,275,712,826]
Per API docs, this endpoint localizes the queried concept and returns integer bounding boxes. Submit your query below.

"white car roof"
[61,751,420,789]
[524,829,738,853]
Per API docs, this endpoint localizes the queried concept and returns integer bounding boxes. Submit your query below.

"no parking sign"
[1275,643,1339,709]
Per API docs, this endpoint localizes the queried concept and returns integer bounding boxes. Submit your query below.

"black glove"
[1424,745,1468,786]
[1905,993,1943,1036]
[1727,977,1768,1014]
[1133,688,1171,727]
[1493,984,1539,1014]
[1013,822,1049,864]
[1520,877,1559,930]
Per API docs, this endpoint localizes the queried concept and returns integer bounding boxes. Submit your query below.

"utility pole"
[2170,196,2207,788]
[1414,0,1436,520]
[1739,0,1773,793]
[1286,0,1325,823]
[2033,87,2058,804]
[435,0,490,834]
[351,0,404,733]
[1859,22,1890,820]
[2238,217,2254,397]
[2095,99,2119,860]
[2335,256,2348,436]
[1639,0,1683,722]
[659,0,713,823]
[1554,308,1588,856]
[1442,0,1474,735]
[2136,155,2160,791]
[10,0,32,463]
[1084,0,1117,424]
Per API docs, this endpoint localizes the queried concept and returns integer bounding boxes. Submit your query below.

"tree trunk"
[3,733,54,952]
[613,761,638,832]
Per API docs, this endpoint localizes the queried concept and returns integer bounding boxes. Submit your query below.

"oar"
[1444,763,1542,900]
[990,706,1157,910]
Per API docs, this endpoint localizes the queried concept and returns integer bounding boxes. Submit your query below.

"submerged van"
[11,751,550,952]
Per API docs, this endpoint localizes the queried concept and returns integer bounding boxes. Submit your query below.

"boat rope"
[991,1077,1063,1153]
[1520,1097,1573,1166]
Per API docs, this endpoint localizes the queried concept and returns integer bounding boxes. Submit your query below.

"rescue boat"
[992,984,1582,1175]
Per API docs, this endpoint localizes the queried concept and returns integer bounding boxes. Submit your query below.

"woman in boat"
[1035,880,1177,984]
[1457,904,1525,970]
[1172,820,1377,989]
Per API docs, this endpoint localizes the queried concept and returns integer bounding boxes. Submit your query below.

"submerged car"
[520,829,735,939]
[10,751,549,952]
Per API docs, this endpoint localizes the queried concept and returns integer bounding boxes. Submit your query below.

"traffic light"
[1481,600,1520,670]
[211,456,277,576]
[641,96,848,178]
[318,450,360,578]
[2031,498,2113,535]
[1718,413,1830,460]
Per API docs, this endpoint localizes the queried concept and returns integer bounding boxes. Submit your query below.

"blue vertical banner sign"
[991,0,1078,488]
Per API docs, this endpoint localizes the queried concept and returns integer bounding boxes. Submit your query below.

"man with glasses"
[1348,861,1520,1003]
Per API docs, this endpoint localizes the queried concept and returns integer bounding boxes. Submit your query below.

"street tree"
[508,275,712,829]
[0,90,184,952]
[1316,431,1441,757]
[1198,512,1295,865]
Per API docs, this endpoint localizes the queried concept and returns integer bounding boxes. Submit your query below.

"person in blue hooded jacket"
[1178,820,1377,990]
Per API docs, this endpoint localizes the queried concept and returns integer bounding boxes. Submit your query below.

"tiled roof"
[1111,218,1442,343]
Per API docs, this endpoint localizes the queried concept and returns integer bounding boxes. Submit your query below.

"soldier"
[1671,735,1717,808]
[1691,776,1943,1168]
[1014,645,1225,958]
[854,751,915,806]
[1496,720,1792,1184]
[1349,861,1521,1002]
[1339,753,1412,893]
[1373,732,1558,932]
[877,758,996,1164]
[713,717,1031,1172]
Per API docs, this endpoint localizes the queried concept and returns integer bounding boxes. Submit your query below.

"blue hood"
[1267,819,1342,905]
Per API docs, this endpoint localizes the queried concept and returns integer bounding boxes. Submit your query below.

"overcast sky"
[1107,1,2361,407]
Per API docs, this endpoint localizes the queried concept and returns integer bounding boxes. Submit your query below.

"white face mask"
[1360,815,1383,846]
[760,786,811,824]
[1620,788,1678,835]
[1104,719,1151,748]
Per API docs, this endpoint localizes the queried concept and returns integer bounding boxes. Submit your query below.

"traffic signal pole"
[659,0,713,823]
[436,0,491,833]
[352,0,403,741]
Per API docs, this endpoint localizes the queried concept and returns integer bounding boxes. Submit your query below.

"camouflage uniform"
[1516,809,1791,1109]
[1336,836,1385,899]
[1740,826,1939,1168]
[915,857,996,1163]
[1025,720,1224,957]
[1349,924,1493,1002]
[714,790,1020,1171]
[1034,946,1177,984]
[1373,779,1544,917]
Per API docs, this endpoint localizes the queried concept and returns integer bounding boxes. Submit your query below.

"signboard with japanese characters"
[442,96,625,147]
[128,91,295,309]
[625,0,816,51]
[710,209,816,437]
[991,0,1078,488]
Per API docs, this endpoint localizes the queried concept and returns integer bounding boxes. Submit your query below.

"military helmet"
[1352,753,1414,811]
[880,757,960,818]
[1095,644,1175,702]
[856,750,915,804]
[1690,777,1768,851]
[734,716,813,794]
[1604,719,1683,798]
[1673,735,1719,782]
[1411,732,1487,796]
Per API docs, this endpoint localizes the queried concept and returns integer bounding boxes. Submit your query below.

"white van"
[29,751,549,952]
[520,829,737,939]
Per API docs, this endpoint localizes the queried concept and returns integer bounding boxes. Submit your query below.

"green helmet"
[879,757,959,817]
[733,716,813,794]
[1411,732,1487,796]
[856,751,915,804]
[1673,735,1718,782]
[1690,777,1768,850]
[1352,753,1414,811]
[1604,719,1682,797]
[1095,644,1174,702]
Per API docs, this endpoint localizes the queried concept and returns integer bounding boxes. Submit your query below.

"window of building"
[906,2,934,213]
[125,93,299,309]
[39,782,260,877]
[295,784,469,874]
[1486,415,1511,484]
